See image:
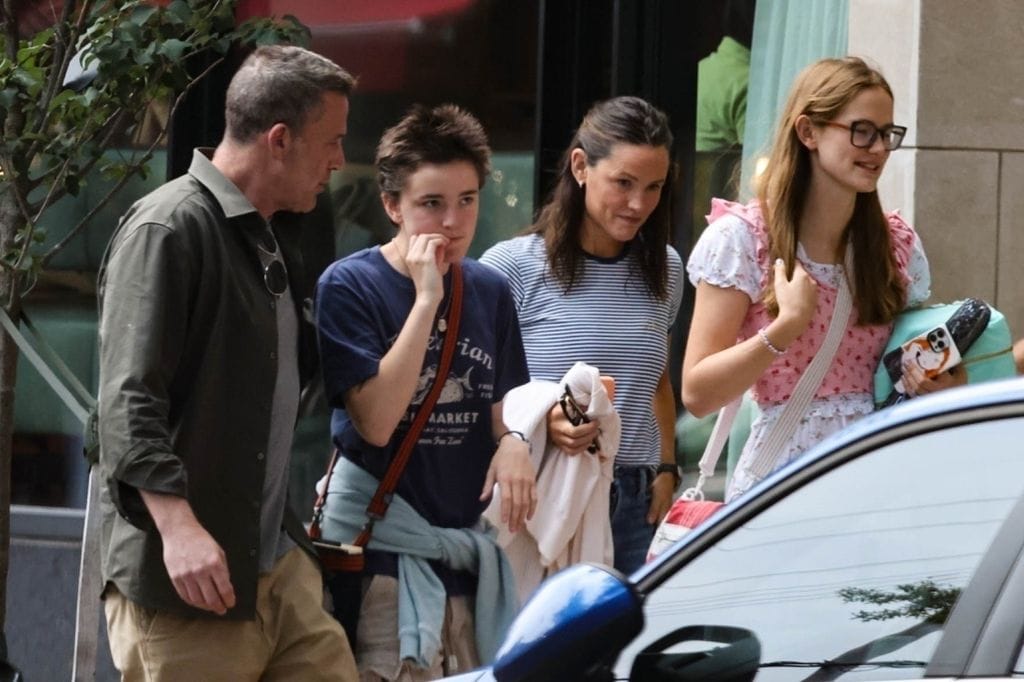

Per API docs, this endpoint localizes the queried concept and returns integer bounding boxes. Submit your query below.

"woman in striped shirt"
[481,96,683,574]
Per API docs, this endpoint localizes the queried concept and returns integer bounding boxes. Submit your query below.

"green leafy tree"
[0,0,307,636]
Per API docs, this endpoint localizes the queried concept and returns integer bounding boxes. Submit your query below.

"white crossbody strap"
[687,247,854,495]
[747,248,854,478]
[683,397,741,501]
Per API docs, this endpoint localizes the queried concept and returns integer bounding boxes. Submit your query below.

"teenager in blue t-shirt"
[315,104,536,680]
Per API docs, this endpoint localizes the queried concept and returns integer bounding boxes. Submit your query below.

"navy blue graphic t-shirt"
[316,247,528,590]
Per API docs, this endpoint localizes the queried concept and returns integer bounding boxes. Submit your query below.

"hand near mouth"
[403,233,450,303]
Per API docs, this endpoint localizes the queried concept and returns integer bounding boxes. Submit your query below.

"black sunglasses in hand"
[559,385,600,454]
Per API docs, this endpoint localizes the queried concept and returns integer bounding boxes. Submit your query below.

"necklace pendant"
[438,318,447,333]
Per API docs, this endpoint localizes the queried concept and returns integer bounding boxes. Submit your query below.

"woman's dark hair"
[376,104,491,197]
[529,95,675,298]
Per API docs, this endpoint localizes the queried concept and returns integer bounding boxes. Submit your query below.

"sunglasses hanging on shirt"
[256,228,287,297]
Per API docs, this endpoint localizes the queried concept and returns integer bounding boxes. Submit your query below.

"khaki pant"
[105,546,357,681]
[356,575,479,682]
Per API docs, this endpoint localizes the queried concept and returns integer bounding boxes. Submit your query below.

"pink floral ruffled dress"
[688,199,931,500]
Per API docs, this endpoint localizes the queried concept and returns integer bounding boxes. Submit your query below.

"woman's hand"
[900,361,968,397]
[546,403,601,455]
[772,259,818,343]
[647,472,676,525]
[403,233,449,304]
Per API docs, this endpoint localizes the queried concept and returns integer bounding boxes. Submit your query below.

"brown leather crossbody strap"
[309,263,464,547]
[308,449,338,542]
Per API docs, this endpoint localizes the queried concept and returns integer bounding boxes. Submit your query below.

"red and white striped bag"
[645,402,735,562]
[647,493,722,561]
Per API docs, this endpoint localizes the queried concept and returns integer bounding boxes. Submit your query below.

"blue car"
[447,377,1024,681]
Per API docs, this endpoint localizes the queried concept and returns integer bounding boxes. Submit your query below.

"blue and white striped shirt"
[481,234,683,466]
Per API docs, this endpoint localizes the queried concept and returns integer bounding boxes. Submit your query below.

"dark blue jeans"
[610,465,656,575]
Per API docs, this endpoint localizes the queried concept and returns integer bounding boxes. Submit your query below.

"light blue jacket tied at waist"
[321,457,519,667]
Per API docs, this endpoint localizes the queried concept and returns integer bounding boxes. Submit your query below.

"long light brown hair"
[759,57,905,325]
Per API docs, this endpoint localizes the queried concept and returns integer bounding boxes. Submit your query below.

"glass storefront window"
[240,0,538,258]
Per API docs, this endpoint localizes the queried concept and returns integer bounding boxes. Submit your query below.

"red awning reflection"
[237,0,474,25]
[237,0,477,93]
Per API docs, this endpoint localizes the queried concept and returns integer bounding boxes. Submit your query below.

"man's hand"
[480,436,537,534]
[140,490,236,615]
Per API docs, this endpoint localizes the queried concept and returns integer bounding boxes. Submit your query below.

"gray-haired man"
[98,46,357,680]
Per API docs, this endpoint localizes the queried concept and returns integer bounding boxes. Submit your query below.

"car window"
[620,417,1024,681]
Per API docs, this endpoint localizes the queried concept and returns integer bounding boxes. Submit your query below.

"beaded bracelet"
[757,327,786,357]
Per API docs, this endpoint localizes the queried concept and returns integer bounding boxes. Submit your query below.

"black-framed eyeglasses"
[822,119,907,151]
[256,228,287,297]
[559,385,600,454]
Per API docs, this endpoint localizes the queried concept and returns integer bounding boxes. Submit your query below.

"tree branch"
[40,0,79,102]
[14,91,132,276]
[27,0,98,162]
[36,151,149,273]
[27,104,128,223]
[38,48,227,272]
[20,92,134,229]
[1,0,17,63]
[34,0,91,138]
[29,31,175,212]
[17,107,131,274]
[0,170,36,266]
[0,3,34,262]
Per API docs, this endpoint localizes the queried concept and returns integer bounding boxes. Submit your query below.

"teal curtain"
[738,0,849,199]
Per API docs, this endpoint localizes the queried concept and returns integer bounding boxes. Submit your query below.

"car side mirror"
[630,625,761,682]
[493,563,643,682]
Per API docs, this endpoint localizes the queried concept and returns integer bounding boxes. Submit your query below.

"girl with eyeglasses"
[683,56,965,502]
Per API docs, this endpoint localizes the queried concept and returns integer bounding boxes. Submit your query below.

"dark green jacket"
[97,150,318,619]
